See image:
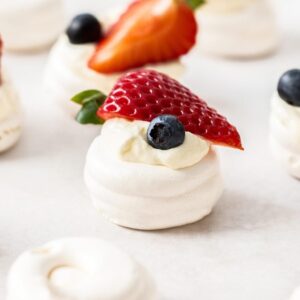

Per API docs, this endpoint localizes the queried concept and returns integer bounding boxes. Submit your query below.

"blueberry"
[277,69,300,106]
[66,14,103,44]
[147,115,185,150]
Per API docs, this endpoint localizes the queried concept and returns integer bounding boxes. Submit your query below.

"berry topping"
[88,0,198,74]
[66,14,103,44]
[97,70,243,150]
[278,69,300,107]
[147,115,185,150]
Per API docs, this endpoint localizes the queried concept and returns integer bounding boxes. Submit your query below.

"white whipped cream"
[290,287,300,300]
[196,0,278,58]
[101,119,209,169]
[84,119,223,230]
[270,93,300,178]
[7,238,155,300]
[0,76,21,153]
[0,0,64,52]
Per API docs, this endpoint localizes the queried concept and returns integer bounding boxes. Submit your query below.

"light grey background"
[1,0,300,299]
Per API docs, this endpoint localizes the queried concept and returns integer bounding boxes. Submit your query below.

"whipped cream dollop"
[0,75,22,153]
[7,238,155,300]
[0,0,64,52]
[196,0,278,58]
[84,119,223,230]
[270,93,300,178]
[101,119,209,170]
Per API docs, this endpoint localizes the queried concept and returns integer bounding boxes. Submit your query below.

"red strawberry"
[98,70,243,150]
[88,0,197,74]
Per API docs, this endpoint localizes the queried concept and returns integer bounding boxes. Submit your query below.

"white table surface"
[1,0,300,299]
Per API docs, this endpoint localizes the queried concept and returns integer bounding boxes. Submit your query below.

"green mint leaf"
[71,90,106,105]
[75,99,104,125]
[186,0,206,10]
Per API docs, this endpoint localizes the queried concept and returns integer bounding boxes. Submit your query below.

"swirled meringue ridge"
[7,237,156,300]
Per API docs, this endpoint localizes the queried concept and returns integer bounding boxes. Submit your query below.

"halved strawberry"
[88,0,197,74]
[97,70,243,150]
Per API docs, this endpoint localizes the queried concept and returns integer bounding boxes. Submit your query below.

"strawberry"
[88,0,198,74]
[97,70,243,150]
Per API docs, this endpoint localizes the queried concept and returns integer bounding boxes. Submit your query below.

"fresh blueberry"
[147,115,185,150]
[66,14,103,44]
[277,69,300,106]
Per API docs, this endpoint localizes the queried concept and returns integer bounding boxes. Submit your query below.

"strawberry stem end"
[71,90,106,125]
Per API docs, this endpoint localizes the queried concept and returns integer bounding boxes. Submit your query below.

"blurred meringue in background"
[0,38,21,153]
[6,238,156,300]
[196,0,279,58]
[43,0,200,116]
[0,0,65,52]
